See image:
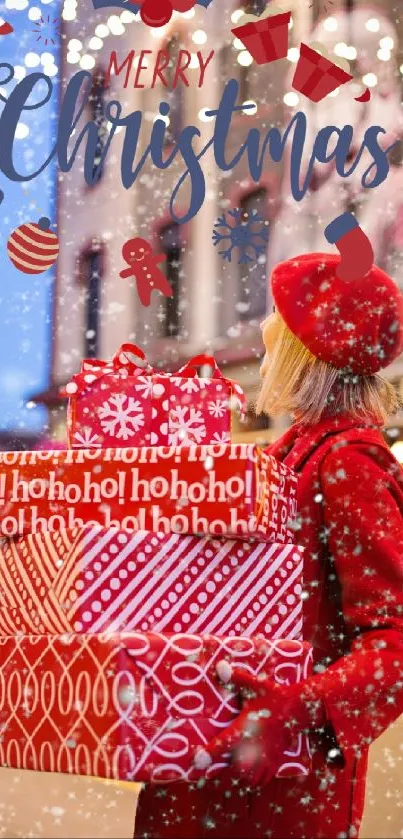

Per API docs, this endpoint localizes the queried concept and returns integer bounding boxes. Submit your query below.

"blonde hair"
[257,313,399,425]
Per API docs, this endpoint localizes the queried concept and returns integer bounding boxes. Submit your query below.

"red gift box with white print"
[0,444,298,544]
[63,345,246,450]
[0,633,312,783]
[231,8,292,65]
[0,527,303,640]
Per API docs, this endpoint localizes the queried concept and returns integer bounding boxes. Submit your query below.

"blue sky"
[0,0,59,435]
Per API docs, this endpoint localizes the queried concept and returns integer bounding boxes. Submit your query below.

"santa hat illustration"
[271,221,403,374]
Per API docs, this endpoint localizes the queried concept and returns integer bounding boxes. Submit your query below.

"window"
[239,63,250,103]
[238,189,269,321]
[78,244,103,357]
[242,0,267,13]
[219,45,232,78]
[160,225,181,338]
[88,68,108,183]
[164,36,183,145]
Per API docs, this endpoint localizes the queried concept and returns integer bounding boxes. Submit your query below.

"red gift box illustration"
[0,633,312,783]
[292,42,353,102]
[62,344,246,450]
[231,8,292,66]
[0,444,298,543]
[0,527,303,640]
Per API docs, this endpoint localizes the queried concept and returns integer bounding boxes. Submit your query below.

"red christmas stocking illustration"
[325,213,374,281]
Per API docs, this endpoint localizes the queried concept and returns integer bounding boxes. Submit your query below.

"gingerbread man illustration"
[120,237,173,307]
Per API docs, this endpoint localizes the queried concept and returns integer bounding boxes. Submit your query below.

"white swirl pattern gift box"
[0,527,303,640]
[0,633,312,783]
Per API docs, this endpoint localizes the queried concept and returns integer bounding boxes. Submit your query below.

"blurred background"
[1,0,403,461]
[0,0,403,836]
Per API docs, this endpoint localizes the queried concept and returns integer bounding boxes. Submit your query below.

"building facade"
[39,0,403,452]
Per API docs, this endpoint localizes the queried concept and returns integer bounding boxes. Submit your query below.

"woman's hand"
[193,665,326,788]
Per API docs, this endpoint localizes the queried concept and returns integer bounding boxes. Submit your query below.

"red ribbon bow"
[61,347,247,417]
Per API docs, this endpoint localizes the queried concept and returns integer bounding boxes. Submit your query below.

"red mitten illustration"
[120,237,173,307]
[324,213,374,281]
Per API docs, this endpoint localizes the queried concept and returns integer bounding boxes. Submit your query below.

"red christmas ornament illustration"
[7,217,59,275]
[120,237,173,307]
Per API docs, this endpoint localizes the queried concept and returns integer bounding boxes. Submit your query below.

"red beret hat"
[271,253,403,374]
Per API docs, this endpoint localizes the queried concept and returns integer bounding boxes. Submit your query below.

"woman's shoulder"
[321,432,403,497]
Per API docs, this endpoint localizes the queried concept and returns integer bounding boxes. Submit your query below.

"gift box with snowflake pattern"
[64,346,246,450]
[0,633,312,783]
[0,527,303,639]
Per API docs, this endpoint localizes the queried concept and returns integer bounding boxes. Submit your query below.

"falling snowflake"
[168,406,207,445]
[212,208,269,264]
[72,428,102,448]
[31,14,60,46]
[207,399,228,418]
[98,394,145,440]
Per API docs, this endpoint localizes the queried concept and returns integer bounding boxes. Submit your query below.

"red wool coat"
[134,416,403,839]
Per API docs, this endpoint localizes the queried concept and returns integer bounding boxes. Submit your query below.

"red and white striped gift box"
[0,528,303,640]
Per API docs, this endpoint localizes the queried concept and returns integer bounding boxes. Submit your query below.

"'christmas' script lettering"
[0,65,397,225]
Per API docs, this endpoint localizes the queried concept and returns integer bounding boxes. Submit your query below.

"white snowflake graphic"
[134,376,154,398]
[176,378,208,394]
[168,406,207,445]
[207,399,228,418]
[211,431,231,444]
[72,428,102,448]
[98,394,145,441]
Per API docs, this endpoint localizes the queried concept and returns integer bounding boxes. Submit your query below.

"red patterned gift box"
[0,633,312,783]
[292,43,353,102]
[63,345,246,450]
[0,444,298,543]
[231,9,291,65]
[0,528,303,640]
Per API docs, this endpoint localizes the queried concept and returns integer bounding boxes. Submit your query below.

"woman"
[134,252,403,839]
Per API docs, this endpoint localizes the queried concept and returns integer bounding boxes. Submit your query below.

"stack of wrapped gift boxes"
[0,345,312,783]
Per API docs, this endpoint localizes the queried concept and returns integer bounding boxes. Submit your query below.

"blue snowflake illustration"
[212,208,269,264]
